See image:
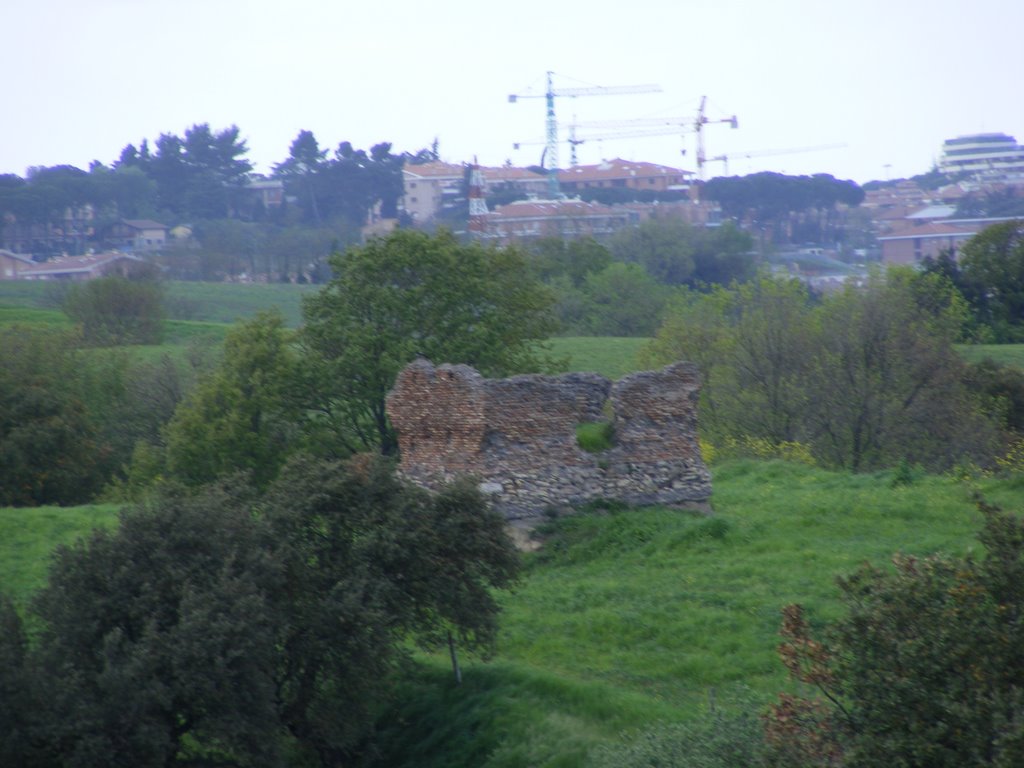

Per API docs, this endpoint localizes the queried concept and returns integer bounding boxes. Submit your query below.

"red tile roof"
[402,161,465,179]
[877,222,981,241]
[558,158,692,182]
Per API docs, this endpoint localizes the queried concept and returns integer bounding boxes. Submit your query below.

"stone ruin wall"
[386,359,712,518]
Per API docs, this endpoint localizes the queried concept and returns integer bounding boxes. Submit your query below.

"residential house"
[401,161,466,223]
[480,165,548,198]
[106,219,168,253]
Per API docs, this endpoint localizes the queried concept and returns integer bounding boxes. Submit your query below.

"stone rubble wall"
[386,359,712,518]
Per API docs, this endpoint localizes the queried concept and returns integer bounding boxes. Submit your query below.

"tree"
[577,262,673,336]
[0,328,106,506]
[609,216,754,287]
[274,130,328,224]
[300,229,559,454]
[0,595,38,767]
[19,455,519,767]
[259,456,519,764]
[643,270,996,471]
[808,270,986,471]
[703,172,863,247]
[30,480,283,768]
[528,236,612,287]
[958,220,1024,341]
[610,216,697,285]
[165,311,301,487]
[768,498,1024,768]
[142,124,252,220]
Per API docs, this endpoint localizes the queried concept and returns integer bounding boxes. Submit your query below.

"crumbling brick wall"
[386,359,711,518]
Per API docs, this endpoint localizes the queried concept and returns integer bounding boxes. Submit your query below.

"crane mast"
[509,71,661,197]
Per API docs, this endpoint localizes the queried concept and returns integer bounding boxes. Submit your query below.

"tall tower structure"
[467,160,489,237]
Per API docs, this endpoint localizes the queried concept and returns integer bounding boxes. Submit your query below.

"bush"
[62,275,165,345]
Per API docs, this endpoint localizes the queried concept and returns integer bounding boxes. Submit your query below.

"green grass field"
[1,460,1021,766]
[0,279,315,326]
[548,337,650,379]
[362,461,1023,767]
[0,504,120,604]
[957,343,1024,368]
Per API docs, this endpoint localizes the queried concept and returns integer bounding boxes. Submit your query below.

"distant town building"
[17,252,146,281]
[939,133,1024,180]
[480,165,548,198]
[557,158,693,194]
[400,161,465,223]
[482,199,636,244]
[105,219,168,253]
[877,222,981,265]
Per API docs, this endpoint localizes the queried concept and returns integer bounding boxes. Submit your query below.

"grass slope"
[958,343,1024,368]
[371,460,1021,767]
[547,337,650,380]
[2,462,1022,766]
[0,504,120,604]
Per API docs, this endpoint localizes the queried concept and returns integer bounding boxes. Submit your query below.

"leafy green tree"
[610,216,754,287]
[0,595,39,767]
[644,270,995,470]
[165,311,300,487]
[703,172,863,247]
[260,456,520,764]
[127,123,252,220]
[578,262,673,336]
[274,129,328,224]
[31,480,282,768]
[610,216,697,285]
[809,270,986,471]
[768,498,1024,768]
[958,220,1024,341]
[61,274,165,345]
[301,229,559,454]
[0,328,106,506]
[19,456,519,767]
[528,236,612,287]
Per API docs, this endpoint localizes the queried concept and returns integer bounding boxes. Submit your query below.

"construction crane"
[693,96,738,180]
[705,143,848,176]
[522,97,737,177]
[508,71,661,197]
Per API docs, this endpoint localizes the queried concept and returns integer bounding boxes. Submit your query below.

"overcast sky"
[3,0,1020,184]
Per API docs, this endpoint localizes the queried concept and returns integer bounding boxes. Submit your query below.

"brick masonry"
[386,359,712,518]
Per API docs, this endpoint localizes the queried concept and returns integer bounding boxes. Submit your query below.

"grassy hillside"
[0,279,315,326]
[370,460,1017,767]
[0,504,120,604]
[958,343,1024,368]
[1,461,1020,766]
[547,337,650,379]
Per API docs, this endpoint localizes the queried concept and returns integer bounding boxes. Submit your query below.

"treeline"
[643,267,1024,472]
[532,217,755,336]
[702,171,865,246]
[8,223,1024,506]
[0,230,559,506]
[0,123,414,276]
